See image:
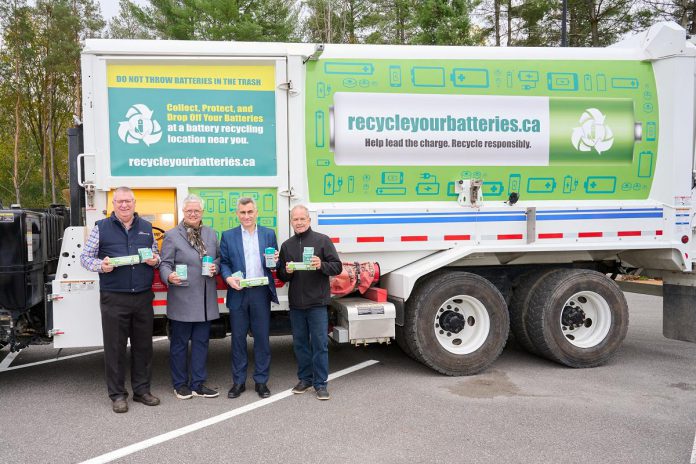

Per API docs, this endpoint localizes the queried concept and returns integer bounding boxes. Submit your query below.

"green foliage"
[414,0,481,45]
[107,0,156,39]
[641,1,695,33]
[302,0,375,43]
[125,0,299,41]
[362,0,417,44]
[0,0,102,207]
[514,0,558,46]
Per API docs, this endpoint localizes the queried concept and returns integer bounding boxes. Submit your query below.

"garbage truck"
[2,21,695,376]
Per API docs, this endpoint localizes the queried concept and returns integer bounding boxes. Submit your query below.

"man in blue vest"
[80,187,161,413]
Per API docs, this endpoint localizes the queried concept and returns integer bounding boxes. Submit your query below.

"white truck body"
[49,22,696,374]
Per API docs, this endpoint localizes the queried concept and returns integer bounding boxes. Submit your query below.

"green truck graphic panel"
[306,59,658,201]
[190,188,277,239]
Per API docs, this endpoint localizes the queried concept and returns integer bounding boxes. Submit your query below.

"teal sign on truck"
[107,64,277,177]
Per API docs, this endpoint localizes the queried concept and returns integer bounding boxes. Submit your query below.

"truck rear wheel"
[525,269,628,368]
[395,324,417,360]
[509,269,559,354]
[405,271,509,375]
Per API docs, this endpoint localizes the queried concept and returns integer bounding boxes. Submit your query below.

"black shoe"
[133,392,160,406]
[174,385,193,400]
[112,397,128,413]
[291,381,313,394]
[255,383,271,398]
[316,388,330,401]
[193,385,219,398]
[227,383,246,398]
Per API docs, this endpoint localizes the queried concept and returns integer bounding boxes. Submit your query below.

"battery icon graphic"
[550,97,640,165]
[527,178,556,193]
[329,92,641,167]
[611,77,639,89]
[376,187,407,195]
[411,67,446,87]
[637,151,654,178]
[584,176,616,193]
[324,62,374,75]
[482,181,504,196]
[645,121,656,141]
[451,68,489,88]
[315,111,325,147]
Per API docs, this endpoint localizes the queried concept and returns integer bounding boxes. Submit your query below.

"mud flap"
[663,284,696,343]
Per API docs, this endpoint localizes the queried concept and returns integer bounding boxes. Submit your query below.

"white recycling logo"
[571,108,614,154]
[117,104,162,146]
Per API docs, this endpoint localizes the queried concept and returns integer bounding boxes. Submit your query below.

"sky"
[98,0,147,21]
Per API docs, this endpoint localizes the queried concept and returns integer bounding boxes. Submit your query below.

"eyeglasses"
[113,199,134,205]
[183,210,202,215]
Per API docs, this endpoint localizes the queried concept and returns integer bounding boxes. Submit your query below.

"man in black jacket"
[277,205,342,400]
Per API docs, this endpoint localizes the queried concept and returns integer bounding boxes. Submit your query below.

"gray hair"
[182,193,204,210]
[112,186,135,201]
[237,197,257,209]
[114,186,134,195]
[290,204,309,218]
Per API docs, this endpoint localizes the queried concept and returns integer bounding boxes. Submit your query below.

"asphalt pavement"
[1,292,695,464]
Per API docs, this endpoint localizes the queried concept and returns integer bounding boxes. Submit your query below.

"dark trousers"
[230,286,271,385]
[99,290,154,400]
[169,320,212,390]
[289,306,329,389]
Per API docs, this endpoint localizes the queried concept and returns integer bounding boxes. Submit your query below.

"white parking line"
[80,359,379,464]
[690,428,696,464]
[0,337,168,372]
[0,351,19,371]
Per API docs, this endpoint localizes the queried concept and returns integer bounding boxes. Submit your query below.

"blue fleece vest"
[96,213,154,293]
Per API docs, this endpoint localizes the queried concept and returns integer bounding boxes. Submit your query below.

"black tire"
[404,271,509,376]
[525,269,629,368]
[509,269,563,354]
[395,324,417,360]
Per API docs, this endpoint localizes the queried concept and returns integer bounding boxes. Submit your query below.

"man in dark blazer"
[220,197,279,399]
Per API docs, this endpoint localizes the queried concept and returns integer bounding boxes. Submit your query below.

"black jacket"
[277,227,342,309]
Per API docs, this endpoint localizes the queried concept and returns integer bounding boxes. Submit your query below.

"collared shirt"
[80,224,159,273]
[241,226,263,279]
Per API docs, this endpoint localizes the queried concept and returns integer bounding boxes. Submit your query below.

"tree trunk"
[506,0,512,45]
[678,0,688,29]
[13,92,22,205]
[48,75,56,204]
[494,0,501,46]
[348,0,356,44]
[42,117,47,198]
[326,1,332,43]
[587,0,599,46]
[569,1,577,46]
[73,0,82,120]
[397,0,405,44]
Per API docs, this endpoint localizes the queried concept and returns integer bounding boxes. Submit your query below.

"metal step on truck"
[2,21,696,376]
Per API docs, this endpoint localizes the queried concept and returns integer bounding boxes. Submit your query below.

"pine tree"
[413,0,481,45]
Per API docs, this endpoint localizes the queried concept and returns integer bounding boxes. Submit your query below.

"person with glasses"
[159,194,221,400]
[220,197,279,399]
[80,186,161,413]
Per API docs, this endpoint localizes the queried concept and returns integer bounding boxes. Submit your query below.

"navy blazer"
[220,225,279,308]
